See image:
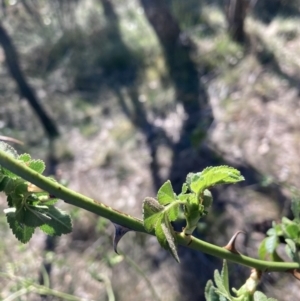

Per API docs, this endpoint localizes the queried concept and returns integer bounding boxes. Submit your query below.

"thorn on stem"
[287,269,300,281]
[113,223,132,254]
[223,231,245,254]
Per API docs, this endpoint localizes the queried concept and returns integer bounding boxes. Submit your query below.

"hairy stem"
[0,149,299,273]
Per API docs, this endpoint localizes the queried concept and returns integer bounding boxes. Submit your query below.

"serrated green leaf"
[155,213,179,262]
[214,270,231,298]
[258,239,268,259]
[19,206,51,227]
[18,153,31,162]
[39,206,72,235]
[190,166,244,194]
[221,260,229,293]
[157,180,176,205]
[6,212,35,243]
[143,197,164,232]
[186,172,201,187]
[265,235,278,254]
[28,160,45,174]
[205,280,220,301]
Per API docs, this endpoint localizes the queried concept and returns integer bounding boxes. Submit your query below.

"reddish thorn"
[223,231,245,254]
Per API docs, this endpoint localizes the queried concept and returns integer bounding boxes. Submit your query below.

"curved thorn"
[287,269,300,281]
[113,223,132,254]
[223,231,245,254]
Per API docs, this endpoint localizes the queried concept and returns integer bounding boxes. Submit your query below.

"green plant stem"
[0,149,299,273]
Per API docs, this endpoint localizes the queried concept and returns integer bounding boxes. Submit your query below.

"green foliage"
[0,142,72,243]
[258,195,300,262]
[143,196,179,262]
[253,292,278,301]
[143,166,244,261]
[205,261,278,301]
[1,142,300,300]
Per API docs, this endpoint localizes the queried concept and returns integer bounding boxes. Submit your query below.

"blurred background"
[0,0,300,300]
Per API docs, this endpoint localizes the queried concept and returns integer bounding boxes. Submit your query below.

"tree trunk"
[226,0,249,43]
[139,0,208,122]
[0,23,59,139]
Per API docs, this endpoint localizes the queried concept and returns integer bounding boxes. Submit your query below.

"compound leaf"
[157,180,176,205]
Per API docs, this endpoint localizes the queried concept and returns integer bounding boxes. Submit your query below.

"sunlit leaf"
[285,238,297,261]
[157,180,176,205]
[28,160,45,174]
[18,153,31,163]
[283,222,299,240]
[204,280,219,301]
[265,235,278,254]
[181,183,188,194]
[258,239,268,259]
[254,291,278,301]
[190,166,244,194]
[143,197,164,232]
[221,260,229,293]
[213,269,232,300]
[167,203,179,222]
